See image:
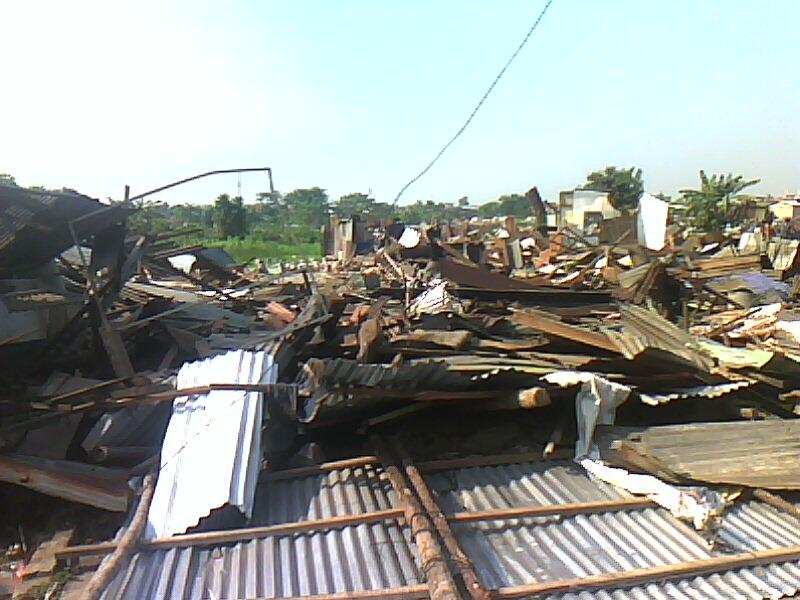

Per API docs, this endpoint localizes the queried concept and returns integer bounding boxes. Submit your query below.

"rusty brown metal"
[449,498,655,523]
[57,507,405,560]
[392,438,490,600]
[490,544,800,598]
[262,455,381,480]
[372,436,460,600]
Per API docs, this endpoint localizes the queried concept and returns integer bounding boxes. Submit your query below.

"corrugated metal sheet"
[606,305,716,372]
[146,349,276,539]
[303,357,456,390]
[638,380,753,405]
[101,464,423,599]
[426,459,800,600]
[103,457,800,599]
[0,185,131,271]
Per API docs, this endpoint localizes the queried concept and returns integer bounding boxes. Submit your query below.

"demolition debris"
[2,183,800,599]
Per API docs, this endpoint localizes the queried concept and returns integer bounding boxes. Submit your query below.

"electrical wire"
[392,0,555,206]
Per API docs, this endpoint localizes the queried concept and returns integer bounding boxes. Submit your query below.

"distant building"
[557,189,620,229]
[770,198,800,221]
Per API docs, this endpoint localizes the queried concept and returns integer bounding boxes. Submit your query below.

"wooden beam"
[83,473,156,600]
[0,455,130,512]
[510,309,619,353]
[276,586,430,600]
[416,450,573,472]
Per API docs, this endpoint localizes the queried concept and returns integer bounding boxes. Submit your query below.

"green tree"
[214,194,247,238]
[478,201,502,218]
[0,173,17,187]
[335,192,395,221]
[497,194,532,218]
[581,166,644,212]
[335,193,373,218]
[283,187,330,228]
[680,171,759,230]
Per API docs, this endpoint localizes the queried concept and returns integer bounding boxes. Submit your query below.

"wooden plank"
[20,529,75,579]
[417,450,573,472]
[510,309,619,353]
[393,438,490,600]
[0,455,129,512]
[276,586,429,600]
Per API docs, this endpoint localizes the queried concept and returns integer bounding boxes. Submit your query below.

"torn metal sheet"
[0,185,132,272]
[607,304,716,371]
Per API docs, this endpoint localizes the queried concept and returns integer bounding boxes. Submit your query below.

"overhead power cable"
[392,0,555,206]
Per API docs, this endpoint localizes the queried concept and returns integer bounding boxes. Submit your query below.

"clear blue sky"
[2,1,798,206]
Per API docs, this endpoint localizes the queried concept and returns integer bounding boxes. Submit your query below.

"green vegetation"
[581,166,644,213]
[128,186,505,263]
[680,171,760,229]
[477,193,533,218]
[205,238,321,263]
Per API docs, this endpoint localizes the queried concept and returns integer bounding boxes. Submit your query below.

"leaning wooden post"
[83,472,156,600]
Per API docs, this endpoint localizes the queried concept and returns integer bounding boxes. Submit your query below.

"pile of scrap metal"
[0,186,329,597]
[5,185,800,599]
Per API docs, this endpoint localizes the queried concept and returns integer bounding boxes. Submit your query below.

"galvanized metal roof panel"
[0,186,131,271]
[102,463,423,600]
[426,460,800,600]
[103,457,800,599]
[146,349,276,539]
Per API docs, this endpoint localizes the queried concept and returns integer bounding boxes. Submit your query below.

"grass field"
[205,238,322,263]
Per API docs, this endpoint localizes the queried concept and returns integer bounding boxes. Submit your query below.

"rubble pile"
[2,185,800,599]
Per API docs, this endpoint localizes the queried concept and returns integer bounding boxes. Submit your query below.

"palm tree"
[680,171,759,230]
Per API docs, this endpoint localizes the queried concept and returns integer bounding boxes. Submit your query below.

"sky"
[1,1,798,206]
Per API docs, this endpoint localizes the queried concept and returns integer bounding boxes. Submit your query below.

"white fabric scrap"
[167,254,197,274]
[542,371,632,460]
[636,192,669,251]
[581,459,720,530]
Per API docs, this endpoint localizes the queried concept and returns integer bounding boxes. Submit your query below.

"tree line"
[3,167,762,243]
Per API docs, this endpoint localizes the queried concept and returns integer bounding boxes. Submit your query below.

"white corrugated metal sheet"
[146,349,277,539]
